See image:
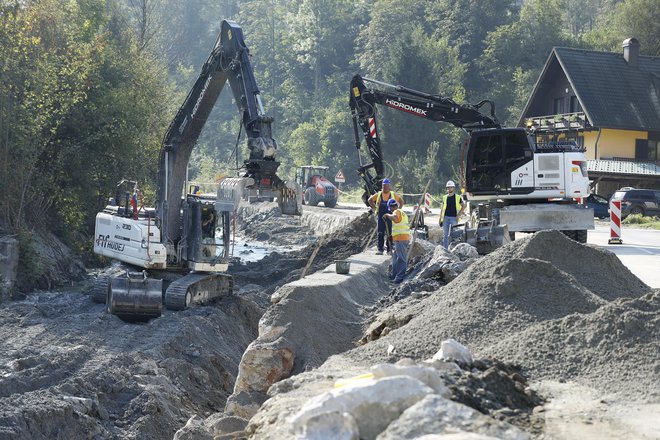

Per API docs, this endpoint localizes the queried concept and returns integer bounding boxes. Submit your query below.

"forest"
[0,0,657,250]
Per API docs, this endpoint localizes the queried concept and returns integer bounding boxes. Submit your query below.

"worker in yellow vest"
[440,180,465,249]
[368,178,404,255]
[384,198,410,284]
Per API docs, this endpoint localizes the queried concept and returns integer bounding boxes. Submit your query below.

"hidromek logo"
[385,99,427,116]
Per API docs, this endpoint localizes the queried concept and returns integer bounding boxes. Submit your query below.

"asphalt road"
[588,223,660,288]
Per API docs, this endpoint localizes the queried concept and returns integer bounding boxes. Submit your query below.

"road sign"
[335,169,346,183]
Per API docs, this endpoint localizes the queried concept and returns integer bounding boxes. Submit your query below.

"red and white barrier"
[424,192,431,213]
[608,200,623,244]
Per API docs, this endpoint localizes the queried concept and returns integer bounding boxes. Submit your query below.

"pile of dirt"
[449,358,544,435]
[0,289,261,439]
[347,230,656,400]
[235,204,315,247]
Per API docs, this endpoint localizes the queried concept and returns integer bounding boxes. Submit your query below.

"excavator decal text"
[192,76,213,121]
[385,99,427,116]
[95,234,125,252]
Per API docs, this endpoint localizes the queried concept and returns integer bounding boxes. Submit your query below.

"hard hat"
[387,198,398,209]
[382,178,391,185]
[446,180,456,188]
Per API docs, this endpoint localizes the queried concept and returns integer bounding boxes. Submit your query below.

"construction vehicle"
[295,166,339,207]
[93,20,301,321]
[349,75,593,252]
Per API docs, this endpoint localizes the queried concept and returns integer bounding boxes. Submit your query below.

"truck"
[93,20,301,321]
[295,165,339,208]
[349,75,593,252]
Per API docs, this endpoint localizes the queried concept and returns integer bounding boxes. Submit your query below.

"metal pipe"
[594,128,601,159]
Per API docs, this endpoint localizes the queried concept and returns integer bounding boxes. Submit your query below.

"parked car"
[584,194,609,219]
[610,188,660,218]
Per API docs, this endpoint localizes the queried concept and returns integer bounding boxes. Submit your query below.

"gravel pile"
[347,230,657,400]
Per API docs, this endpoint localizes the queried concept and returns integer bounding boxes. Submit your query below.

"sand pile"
[349,231,657,400]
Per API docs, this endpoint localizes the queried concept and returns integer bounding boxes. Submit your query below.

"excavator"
[93,20,301,321]
[349,75,594,252]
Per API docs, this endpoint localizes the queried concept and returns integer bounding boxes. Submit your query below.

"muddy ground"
[0,207,374,439]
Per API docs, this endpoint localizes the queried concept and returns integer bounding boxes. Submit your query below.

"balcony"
[524,112,590,132]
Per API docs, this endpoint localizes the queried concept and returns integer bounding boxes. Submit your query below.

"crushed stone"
[347,230,656,401]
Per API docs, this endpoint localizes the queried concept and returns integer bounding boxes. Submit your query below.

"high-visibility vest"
[391,210,410,238]
[441,193,463,221]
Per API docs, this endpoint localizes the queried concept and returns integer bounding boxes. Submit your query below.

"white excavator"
[350,75,593,253]
[92,20,302,321]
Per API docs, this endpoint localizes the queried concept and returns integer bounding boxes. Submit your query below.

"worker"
[440,180,465,249]
[202,211,215,238]
[384,198,410,283]
[368,178,404,255]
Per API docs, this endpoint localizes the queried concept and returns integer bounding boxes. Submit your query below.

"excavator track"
[91,276,110,304]
[164,273,234,311]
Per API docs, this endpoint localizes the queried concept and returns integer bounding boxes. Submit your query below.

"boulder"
[295,411,359,440]
[224,390,268,420]
[370,362,450,397]
[416,246,458,280]
[449,243,479,261]
[173,415,213,440]
[291,376,434,440]
[432,339,473,366]
[375,394,529,440]
[204,413,248,437]
[233,336,295,395]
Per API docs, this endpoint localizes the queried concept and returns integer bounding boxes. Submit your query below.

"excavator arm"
[349,74,500,200]
[158,20,298,246]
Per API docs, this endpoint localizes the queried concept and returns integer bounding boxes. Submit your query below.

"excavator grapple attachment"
[217,177,255,212]
[107,271,163,322]
[277,181,303,216]
[450,222,511,255]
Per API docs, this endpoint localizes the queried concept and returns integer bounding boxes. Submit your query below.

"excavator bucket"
[277,181,303,216]
[217,177,255,212]
[449,222,511,255]
[107,271,163,322]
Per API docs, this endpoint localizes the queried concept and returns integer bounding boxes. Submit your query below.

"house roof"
[519,47,660,131]
[588,159,660,177]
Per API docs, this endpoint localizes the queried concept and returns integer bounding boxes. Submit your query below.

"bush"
[622,214,658,224]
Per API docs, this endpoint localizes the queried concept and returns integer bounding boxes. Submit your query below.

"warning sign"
[335,169,346,183]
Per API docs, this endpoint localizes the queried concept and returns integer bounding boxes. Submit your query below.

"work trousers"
[377,213,393,252]
[391,240,409,282]
[443,216,458,249]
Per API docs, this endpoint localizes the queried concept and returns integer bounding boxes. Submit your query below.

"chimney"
[623,38,640,67]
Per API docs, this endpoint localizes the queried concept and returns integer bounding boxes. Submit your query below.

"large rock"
[204,413,248,438]
[233,335,295,395]
[224,390,268,420]
[450,243,479,261]
[291,376,434,440]
[416,246,458,280]
[376,394,529,440]
[173,415,213,440]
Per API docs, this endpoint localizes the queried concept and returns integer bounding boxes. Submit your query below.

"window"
[636,139,659,161]
[569,96,581,113]
[505,131,529,161]
[648,140,658,161]
[553,98,564,114]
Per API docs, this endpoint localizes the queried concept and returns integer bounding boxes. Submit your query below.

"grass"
[622,214,660,229]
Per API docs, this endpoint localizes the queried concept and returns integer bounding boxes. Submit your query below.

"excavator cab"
[182,195,231,271]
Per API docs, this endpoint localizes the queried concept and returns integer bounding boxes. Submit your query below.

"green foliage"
[1,0,657,253]
[622,214,660,228]
[0,0,174,247]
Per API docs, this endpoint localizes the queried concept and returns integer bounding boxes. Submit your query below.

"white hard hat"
[446,180,456,188]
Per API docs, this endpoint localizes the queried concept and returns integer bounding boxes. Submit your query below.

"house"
[518,38,660,196]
